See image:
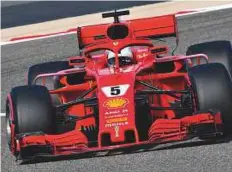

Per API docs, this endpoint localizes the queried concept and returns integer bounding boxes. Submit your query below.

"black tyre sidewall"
[10,85,56,134]
[189,63,232,131]
[28,61,70,87]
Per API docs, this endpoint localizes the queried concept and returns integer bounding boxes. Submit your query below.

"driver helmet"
[107,47,133,67]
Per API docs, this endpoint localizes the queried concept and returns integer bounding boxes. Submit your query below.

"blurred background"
[1,1,163,29]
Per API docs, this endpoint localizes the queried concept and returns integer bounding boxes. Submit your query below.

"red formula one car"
[6,10,232,161]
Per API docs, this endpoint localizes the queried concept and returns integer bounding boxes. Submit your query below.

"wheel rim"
[5,101,12,147]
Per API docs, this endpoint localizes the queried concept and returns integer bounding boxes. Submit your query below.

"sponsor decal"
[105,122,129,128]
[106,117,128,124]
[105,113,128,119]
[105,110,120,115]
[137,52,148,59]
[105,109,128,115]
[103,98,129,109]
[104,109,129,119]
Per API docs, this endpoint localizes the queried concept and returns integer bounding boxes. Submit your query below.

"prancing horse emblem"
[113,42,119,46]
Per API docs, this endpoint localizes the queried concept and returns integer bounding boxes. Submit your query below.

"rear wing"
[77,14,177,49]
[129,14,177,39]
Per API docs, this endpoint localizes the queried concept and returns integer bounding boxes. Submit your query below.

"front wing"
[15,111,223,161]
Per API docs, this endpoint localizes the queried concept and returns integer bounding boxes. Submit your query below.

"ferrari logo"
[113,42,119,46]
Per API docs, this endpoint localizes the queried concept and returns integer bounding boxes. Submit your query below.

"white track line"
[0,31,76,46]
[0,113,6,117]
[176,3,232,17]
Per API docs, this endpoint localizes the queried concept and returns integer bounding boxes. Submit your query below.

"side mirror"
[150,46,168,55]
[68,56,85,67]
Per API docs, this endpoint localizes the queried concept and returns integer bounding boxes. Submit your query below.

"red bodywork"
[8,13,223,160]
[77,14,177,48]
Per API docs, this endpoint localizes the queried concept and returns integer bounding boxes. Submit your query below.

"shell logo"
[104,98,129,109]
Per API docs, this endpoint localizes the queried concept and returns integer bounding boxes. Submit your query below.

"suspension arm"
[136,80,185,99]
[57,97,98,110]
[56,85,97,110]
[136,89,189,95]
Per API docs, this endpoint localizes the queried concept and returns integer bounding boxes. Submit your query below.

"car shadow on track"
[20,135,232,165]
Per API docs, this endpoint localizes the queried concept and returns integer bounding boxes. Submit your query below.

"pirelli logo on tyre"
[103,98,129,109]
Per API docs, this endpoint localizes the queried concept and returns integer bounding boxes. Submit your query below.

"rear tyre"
[186,41,232,75]
[28,61,85,105]
[188,63,232,134]
[28,61,85,86]
[28,61,70,89]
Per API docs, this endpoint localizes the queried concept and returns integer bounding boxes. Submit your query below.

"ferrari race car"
[6,10,232,161]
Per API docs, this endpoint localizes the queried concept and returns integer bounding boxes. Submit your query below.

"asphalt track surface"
[1,1,161,28]
[1,7,232,172]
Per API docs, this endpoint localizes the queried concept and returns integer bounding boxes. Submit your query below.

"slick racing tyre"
[28,61,70,89]
[186,41,232,76]
[28,61,85,105]
[6,86,56,155]
[188,63,232,134]
[28,61,85,88]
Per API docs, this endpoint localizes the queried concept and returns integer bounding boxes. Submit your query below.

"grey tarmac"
[1,8,232,172]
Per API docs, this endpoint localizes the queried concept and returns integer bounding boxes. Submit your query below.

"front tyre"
[6,85,56,156]
[188,63,232,134]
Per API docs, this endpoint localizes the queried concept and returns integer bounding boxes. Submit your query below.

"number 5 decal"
[111,86,120,95]
[102,84,130,97]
